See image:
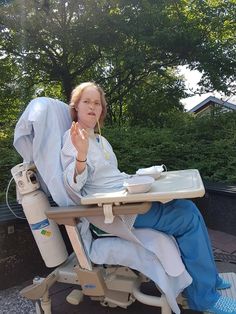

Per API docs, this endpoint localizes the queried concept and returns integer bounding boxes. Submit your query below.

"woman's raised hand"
[70,121,89,159]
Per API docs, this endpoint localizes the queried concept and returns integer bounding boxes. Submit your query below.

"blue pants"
[134,199,221,311]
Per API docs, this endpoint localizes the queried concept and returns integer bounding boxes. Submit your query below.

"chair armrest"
[46,202,151,226]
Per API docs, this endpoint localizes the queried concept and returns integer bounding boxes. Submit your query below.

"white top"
[61,129,137,229]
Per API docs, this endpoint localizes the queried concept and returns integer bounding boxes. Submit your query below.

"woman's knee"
[174,199,202,226]
[175,199,200,214]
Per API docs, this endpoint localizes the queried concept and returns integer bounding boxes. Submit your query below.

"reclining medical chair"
[11,97,236,314]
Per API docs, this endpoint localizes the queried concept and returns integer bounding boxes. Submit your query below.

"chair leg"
[133,283,172,314]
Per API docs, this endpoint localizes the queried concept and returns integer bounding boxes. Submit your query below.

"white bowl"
[123,176,155,194]
[136,165,165,179]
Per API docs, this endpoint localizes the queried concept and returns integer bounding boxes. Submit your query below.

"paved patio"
[0,228,236,314]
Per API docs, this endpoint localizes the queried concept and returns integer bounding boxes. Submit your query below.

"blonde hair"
[69,82,107,127]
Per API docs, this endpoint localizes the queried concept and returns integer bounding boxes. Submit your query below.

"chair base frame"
[20,251,172,314]
[21,260,236,314]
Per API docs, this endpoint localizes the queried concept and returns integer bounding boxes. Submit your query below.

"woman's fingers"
[70,122,89,156]
[79,128,89,140]
[70,121,77,135]
[70,122,89,141]
[78,128,85,140]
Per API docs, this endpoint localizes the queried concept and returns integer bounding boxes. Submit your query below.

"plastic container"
[123,176,154,194]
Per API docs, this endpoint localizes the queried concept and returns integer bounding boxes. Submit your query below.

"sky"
[178,65,236,111]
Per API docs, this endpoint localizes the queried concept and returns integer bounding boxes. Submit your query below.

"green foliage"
[125,70,187,127]
[1,0,235,125]
[0,129,22,203]
[0,110,236,203]
[103,111,236,184]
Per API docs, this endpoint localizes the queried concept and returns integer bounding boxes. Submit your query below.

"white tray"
[81,169,205,205]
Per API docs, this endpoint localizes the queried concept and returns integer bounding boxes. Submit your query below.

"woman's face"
[76,86,103,129]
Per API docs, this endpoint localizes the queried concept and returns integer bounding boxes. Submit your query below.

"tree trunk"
[61,73,73,103]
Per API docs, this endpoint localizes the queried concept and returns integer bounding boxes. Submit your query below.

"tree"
[0,0,235,124]
[120,69,187,126]
[118,0,236,94]
[1,0,235,203]
[1,0,105,99]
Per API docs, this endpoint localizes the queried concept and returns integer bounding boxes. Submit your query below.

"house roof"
[189,96,236,113]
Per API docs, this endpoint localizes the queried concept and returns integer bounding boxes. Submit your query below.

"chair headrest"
[13,97,73,206]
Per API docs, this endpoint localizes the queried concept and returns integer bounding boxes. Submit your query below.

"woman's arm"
[70,121,88,178]
[61,125,88,191]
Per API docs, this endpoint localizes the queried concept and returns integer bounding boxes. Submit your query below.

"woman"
[61,82,236,314]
